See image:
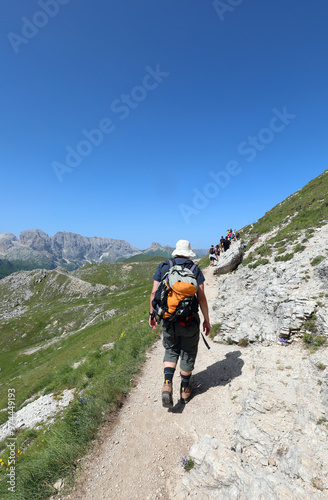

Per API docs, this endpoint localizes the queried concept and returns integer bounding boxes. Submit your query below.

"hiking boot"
[180,385,192,404]
[162,381,173,408]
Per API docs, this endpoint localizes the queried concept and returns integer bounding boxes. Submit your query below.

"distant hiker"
[208,245,218,266]
[220,236,225,252]
[149,240,211,408]
[223,237,231,252]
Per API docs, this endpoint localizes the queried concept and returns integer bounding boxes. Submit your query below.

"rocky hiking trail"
[61,266,328,500]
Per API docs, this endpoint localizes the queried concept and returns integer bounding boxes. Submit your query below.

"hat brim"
[172,248,196,258]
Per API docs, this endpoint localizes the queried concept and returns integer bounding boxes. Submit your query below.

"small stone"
[53,479,64,491]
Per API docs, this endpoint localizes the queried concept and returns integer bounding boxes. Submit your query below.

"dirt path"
[63,266,328,499]
[65,266,228,499]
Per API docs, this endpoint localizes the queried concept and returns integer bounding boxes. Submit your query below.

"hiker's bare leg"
[180,369,192,376]
[164,362,191,377]
[164,361,176,369]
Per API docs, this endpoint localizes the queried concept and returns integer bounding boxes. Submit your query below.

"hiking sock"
[180,373,191,389]
[164,367,175,384]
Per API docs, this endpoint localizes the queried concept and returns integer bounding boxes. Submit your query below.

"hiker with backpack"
[149,240,211,408]
[208,245,218,266]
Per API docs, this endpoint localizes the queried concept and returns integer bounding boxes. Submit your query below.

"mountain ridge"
[0,231,207,278]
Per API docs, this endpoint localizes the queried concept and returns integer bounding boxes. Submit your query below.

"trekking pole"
[201,332,210,350]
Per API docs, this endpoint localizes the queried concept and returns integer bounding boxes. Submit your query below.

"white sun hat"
[172,240,196,258]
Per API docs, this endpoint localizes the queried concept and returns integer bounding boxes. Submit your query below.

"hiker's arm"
[149,281,159,330]
[197,284,211,336]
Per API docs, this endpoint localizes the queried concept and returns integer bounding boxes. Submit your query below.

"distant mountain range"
[0,230,207,279]
[142,242,207,259]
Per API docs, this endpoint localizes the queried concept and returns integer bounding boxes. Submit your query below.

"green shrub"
[303,314,318,333]
[303,332,313,344]
[256,244,272,257]
[249,258,269,269]
[274,253,294,262]
[311,256,325,266]
[238,338,249,347]
[209,323,222,340]
[274,240,286,248]
[242,253,254,267]
[303,328,326,351]
[293,243,305,253]
[181,457,195,472]
[314,336,326,347]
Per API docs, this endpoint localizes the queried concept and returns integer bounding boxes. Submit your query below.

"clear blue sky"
[1,1,327,249]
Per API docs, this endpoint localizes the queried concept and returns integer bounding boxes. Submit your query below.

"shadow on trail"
[168,350,244,413]
[168,400,186,414]
[193,350,244,397]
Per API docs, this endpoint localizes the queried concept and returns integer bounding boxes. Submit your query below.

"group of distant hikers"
[208,229,240,266]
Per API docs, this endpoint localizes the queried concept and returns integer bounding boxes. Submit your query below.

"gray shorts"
[162,315,200,372]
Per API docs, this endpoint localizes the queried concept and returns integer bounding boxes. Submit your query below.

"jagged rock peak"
[19,229,52,254]
[149,242,170,250]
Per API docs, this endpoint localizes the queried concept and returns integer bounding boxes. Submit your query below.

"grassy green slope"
[239,170,328,268]
[242,169,328,244]
[0,260,162,499]
[114,254,166,263]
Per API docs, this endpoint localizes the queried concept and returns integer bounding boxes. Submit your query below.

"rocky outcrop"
[174,344,328,499]
[181,435,324,499]
[214,241,242,274]
[211,224,328,343]
[0,389,75,442]
[180,435,319,499]
[0,268,108,321]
